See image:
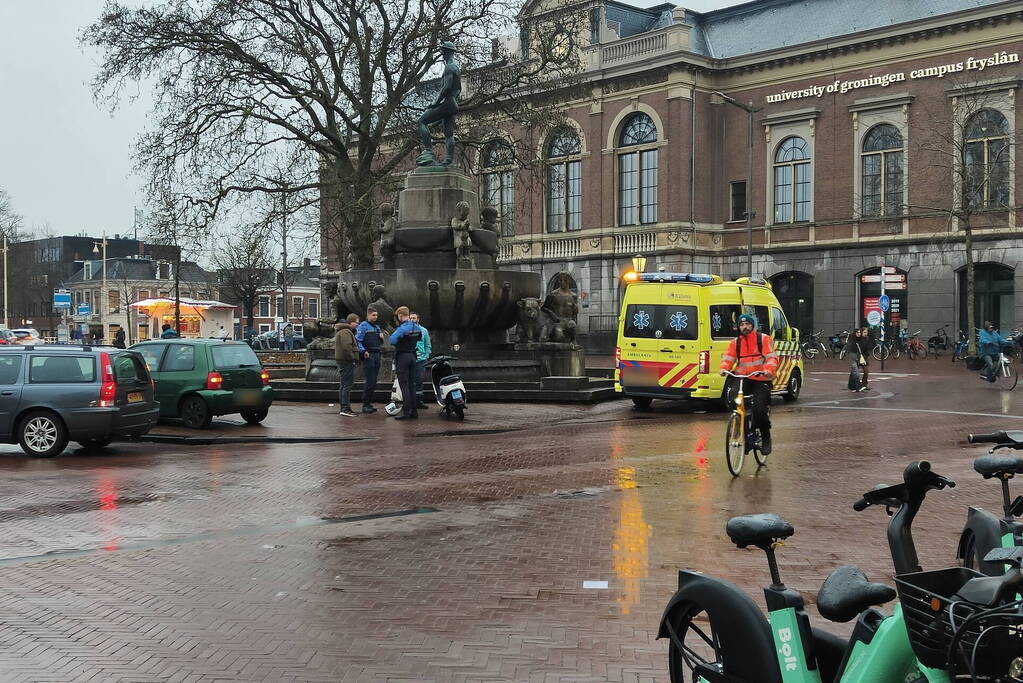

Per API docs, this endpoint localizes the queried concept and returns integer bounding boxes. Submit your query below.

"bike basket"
[965,355,984,371]
[895,567,1023,674]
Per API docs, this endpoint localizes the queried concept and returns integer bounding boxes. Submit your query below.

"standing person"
[334,313,360,416]
[718,313,779,454]
[410,312,432,409]
[979,320,1010,383]
[113,326,126,349]
[355,307,384,413]
[160,323,178,339]
[217,324,229,340]
[389,306,422,420]
[845,328,861,391]
[283,323,295,350]
[857,326,872,391]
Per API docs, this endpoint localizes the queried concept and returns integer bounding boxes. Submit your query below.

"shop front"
[129,298,237,339]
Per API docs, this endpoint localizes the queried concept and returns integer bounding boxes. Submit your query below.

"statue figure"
[378,202,397,266]
[480,206,498,232]
[369,284,396,330]
[416,41,461,166]
[325,281,345,321]
[451,201,472,265]
[543,273,579,325]
[515,297,543,343]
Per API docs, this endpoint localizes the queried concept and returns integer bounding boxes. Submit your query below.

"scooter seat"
[725,513,794,549]
[439,375,461,386]
[817,566,895,623]
[974,454,1023,479]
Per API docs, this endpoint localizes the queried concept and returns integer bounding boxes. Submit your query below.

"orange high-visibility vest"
[719,332,779,381]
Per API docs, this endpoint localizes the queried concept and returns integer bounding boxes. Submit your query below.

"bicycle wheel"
[750,412,767,467]
[993,361,1018,391]
[666,603,724,683]
[725,412,745,477]
[917,345,927,360]
[891,344,901,359]
[819,344,830,359]
[871,344,887,361]
[907,346,917,360]
[801,345,818,360]
[838,348,846,360]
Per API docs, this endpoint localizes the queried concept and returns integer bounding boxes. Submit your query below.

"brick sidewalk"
[0,363,1018,681]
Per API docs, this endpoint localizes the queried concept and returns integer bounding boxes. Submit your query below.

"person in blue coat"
[354,308,384,412]
[979,320,1010,382]
[388,306,422,420]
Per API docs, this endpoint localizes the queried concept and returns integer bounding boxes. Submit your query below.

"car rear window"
[135,345,165,371]
[623,304,698,341]
[30,355,95,383]
[212,344,261,369]
[114,354,149,383]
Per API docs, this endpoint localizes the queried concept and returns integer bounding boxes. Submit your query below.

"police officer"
[388,306,422,420]
[355,307,384,413]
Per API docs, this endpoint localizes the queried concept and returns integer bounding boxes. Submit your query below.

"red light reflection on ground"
[95,477,122,551]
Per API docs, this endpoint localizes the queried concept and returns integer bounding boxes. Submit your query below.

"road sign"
[885,282,907,290]
[884,274,906,282]
[53,289,72,309]
[867,310,882,325]
[861,275,881,283]
[879,295,891,312]
[882,266,897,274]
[77,303,91,316]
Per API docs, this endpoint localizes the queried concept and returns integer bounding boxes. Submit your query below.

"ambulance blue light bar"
[636,272,722,284]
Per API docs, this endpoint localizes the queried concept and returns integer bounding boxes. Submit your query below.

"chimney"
[303,257,311,273]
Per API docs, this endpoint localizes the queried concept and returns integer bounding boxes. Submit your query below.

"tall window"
[964,109,1010,210]
[618,113,658,225]
[861,124,904,217]
[258,296,270,317]
[730,181,747,222]
[481,142,515,237]
[769,271,813,335]
[773,136,811,223]
[546,129,582,233]
[308,298,318,319]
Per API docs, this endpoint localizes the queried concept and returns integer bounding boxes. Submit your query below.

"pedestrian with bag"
[388,306,422,420]
[410,312,431,409]
[334,314,360,417]
[846,326,871,391]
[355,307,384,413]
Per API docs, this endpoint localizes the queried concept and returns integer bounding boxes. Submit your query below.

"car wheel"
[783,370,801,402]
[180,395,213,429]
[240,408,269,424]
[631,397,653,409]
[18,410,69,458]
[77,438,113,450]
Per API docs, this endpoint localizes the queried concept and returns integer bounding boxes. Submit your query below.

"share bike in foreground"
[959,431,1023,576]
[659,461,1023,682]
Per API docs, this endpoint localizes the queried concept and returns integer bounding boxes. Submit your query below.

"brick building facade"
[487,0,1023,348]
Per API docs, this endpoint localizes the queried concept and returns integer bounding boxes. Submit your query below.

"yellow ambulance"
[614,273,804,408]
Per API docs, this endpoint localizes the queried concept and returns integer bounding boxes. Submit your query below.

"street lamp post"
[92,235,108,342]
[712,92,762,277]
[2,237,8,329]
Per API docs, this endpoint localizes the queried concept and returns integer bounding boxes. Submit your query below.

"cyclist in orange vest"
[719,313,780,454]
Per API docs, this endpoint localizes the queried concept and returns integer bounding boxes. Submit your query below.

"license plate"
[127,392,143,403]
[451,390,462,399]
[234,388,261,406]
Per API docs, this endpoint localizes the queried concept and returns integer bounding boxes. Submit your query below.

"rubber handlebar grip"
[853,497,869,512]
[969,431,1008,444]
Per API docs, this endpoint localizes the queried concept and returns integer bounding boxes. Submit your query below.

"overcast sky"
[0,0,743,240]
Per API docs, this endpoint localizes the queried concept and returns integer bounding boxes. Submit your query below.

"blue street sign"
[77,303,91,316]
[878,294,890,312]
[53,289,72,309]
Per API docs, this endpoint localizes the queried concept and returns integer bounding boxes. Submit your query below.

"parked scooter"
[384,362,404,417]
[961,431,1023,576]
[427,355,467,420]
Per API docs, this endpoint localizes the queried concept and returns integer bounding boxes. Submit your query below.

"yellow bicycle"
[722,370,769,476]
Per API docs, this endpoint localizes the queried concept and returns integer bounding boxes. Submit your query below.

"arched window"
[481,141,515,237]
[773,136,811,223]
[959,263,1014,333]
[964,109,1010,209]
[546,129,582,233]
[617,113,658,226]
[769,271,814,335]
[861,124,904,217]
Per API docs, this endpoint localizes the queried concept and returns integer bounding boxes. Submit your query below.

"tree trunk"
[174,249,182,335]
[964,219,976,355]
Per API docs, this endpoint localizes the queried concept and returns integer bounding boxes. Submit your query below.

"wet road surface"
[0,357,1019,681]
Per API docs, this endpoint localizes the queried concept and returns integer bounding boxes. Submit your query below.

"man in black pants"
[388,306,422,420]
[355,307,384,412]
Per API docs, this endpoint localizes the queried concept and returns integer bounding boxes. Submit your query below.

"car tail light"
[260,369,270,386]
[99,351,116,407]
[206,371,224,390]
[614,346,622,367]
[699,350,710,374]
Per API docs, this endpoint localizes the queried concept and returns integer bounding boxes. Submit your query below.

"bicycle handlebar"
[721,370,767,378]
[969,431,1009,445]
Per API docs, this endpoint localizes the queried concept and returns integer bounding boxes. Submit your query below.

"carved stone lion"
[515,297,543,343]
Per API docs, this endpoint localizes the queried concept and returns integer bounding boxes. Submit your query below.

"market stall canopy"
[129,298,237,313]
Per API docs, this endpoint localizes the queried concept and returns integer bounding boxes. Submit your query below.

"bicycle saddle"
[975,454,1023,479]
[816,565,896,623]
[726,513,794,549]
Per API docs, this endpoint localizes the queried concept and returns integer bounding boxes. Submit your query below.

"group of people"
[332,305,432,419]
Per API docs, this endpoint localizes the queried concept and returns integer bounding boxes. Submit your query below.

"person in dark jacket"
[388,306,422,420]
[846,327,871,391]
[113,326,126,348]
[160,323,179,339]
[354,308,384,412]
[334,313,360,416]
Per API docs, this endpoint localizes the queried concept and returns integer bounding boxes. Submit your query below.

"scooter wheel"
[454,406,465,420]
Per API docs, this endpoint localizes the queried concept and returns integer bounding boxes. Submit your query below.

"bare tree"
[0,189,23,240]
[214,228,275,333]
[912,82,1017,353]
[83,0,585,270]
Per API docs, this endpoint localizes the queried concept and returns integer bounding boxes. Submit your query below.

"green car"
[131,339,274,428]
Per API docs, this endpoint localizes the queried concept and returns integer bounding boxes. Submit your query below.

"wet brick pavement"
[0,357,1021,681]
